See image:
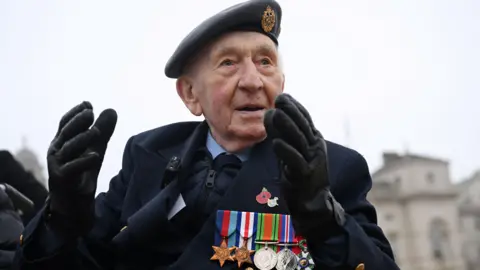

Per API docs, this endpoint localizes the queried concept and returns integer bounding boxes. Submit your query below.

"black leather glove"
[264,94,345,239]
[47,101,117,235]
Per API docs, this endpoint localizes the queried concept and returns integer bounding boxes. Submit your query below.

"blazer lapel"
[133,146,179,209]
[137,121,210,207]
[114,122,211,255]
[218,138,289,214]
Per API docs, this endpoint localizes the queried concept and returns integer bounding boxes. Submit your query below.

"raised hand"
[47,101,117,234]
[264,94,345,238]
[264,94,329,197]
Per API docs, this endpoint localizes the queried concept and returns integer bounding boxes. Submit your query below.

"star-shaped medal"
[233,241,255,268]
[210,238,236,267]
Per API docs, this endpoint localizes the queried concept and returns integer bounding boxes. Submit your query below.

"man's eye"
[260,58,272,65]
[220,59,234,66]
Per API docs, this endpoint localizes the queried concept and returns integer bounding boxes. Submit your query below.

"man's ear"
[281,74,285,92]
[176,76,203,116]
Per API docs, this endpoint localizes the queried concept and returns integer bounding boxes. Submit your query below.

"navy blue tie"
[201,153,242,217]
[212,153,242,178]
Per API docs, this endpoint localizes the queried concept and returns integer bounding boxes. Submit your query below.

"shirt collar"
[206,131,250,162]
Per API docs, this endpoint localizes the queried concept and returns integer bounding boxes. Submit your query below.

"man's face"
[178,31,284,148]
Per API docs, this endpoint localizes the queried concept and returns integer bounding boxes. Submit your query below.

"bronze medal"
[210,238,235,267]
[233,240,255,268]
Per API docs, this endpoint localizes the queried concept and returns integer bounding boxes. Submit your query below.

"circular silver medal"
[253,246,278,270]
[276,249,298,270]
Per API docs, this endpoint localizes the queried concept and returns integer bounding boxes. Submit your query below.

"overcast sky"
[1,0,479,193]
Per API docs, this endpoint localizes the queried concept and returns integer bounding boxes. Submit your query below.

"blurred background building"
[369,151,480,270]
[456,171,480,270]
[13,137,47,189]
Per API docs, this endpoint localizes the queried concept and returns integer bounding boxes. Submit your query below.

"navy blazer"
[15,121,399,270]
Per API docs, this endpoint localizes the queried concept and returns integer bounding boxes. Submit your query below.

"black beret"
[164,0,282,79]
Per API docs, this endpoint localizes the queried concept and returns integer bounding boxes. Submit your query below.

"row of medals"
[238,240,310,270]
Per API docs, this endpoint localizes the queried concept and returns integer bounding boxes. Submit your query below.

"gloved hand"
[46,101,117,235]
[264,94,345,239]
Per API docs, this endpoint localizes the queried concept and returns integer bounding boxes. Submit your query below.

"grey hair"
[276,45,284,73]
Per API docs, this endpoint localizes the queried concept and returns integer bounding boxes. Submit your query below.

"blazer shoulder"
[325,141,373,201]
[325,140,365,164]
[325,140,371,181]
[128,121,203,153]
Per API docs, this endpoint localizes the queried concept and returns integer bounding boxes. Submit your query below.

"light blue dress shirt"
[205,131,250,162]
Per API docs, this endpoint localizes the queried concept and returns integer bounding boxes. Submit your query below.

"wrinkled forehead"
[184,31,278,75]
[208,31,278,59]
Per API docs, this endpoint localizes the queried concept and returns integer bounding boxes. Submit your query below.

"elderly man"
[15,0,399,269]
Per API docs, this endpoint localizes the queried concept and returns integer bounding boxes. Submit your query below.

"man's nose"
[238,61,263,92]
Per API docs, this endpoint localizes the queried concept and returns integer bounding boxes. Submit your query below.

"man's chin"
[229,125,266,141]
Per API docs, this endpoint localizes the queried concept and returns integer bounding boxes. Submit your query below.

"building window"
[475,217,480,231]
[430,218,451,261]
[385,214,394,221]
[426,172,435,184]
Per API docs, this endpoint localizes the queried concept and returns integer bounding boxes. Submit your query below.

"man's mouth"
[237,106,265,112]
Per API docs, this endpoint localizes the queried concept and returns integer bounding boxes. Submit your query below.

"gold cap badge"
[261,5,276,33]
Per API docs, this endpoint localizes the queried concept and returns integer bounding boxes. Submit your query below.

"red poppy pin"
[256,187,279,208]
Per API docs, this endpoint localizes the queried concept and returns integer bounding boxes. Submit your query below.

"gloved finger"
[265,109,309,158]
[56,128,101,164]
[77,171,98,196]
[282,94,315,127]
[271,109,309,158]
[264,109,280,139]
[50,109,94,153]
[287,94,326,139]
[275,94,317,144]
[317,138,328,157]
[89,109,118,156]
[59,151,101,177]
[272,139,309,177]
[55,102,93,138]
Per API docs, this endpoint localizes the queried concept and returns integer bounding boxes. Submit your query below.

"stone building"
[14,138,47,188]
[368,152,464,270]
[456,170,480,270]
